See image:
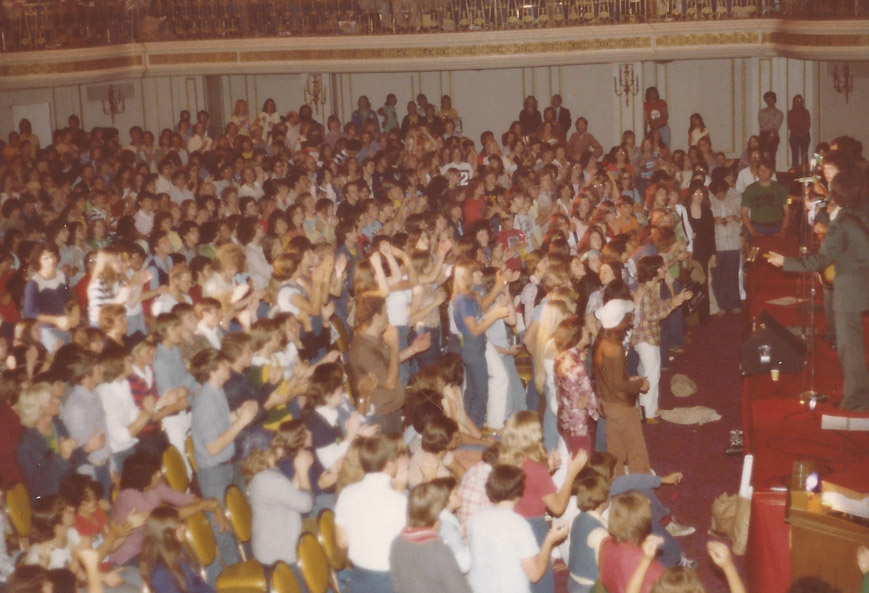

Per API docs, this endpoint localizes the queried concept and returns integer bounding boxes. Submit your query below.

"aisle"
[642,312,748,593]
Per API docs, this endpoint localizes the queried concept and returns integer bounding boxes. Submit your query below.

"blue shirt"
[453,294,485,353]
[192,383,233,468]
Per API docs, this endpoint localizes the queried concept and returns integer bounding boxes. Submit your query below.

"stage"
[741,234,869,593]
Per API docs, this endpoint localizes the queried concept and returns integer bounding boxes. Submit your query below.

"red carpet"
[554,233,869,593]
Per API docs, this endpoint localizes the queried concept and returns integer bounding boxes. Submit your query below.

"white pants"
[635,341,661,418]
[485,341,509,429]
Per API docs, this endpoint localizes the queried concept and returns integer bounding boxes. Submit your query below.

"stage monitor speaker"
[740,310,807,376]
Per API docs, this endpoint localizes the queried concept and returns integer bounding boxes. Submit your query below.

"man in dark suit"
[551,94,572,139]
[769,163,869,412]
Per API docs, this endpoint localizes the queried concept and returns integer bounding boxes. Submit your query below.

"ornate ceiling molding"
[1,19,867,87]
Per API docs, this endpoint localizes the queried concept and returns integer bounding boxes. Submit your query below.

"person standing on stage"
[768,163,869,412]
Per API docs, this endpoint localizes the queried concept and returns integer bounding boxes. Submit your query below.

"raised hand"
[641,534,665,558]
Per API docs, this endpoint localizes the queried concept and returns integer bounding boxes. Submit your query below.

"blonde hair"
[16,382,53,427]
[212,243,246,275]
[91,249,122,285]
[451,259,478,298]
[651,567,706,593]
[533,299,572,392]
[500,411,547,466]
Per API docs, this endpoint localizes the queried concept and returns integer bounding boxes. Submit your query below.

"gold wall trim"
[767,32,869,47]
[2,21,868,86]
[240,37,652,63]
[0,55,142,77]
[656,32,760,47]
[149,52,237,65]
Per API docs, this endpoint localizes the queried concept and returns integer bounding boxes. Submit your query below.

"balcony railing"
[0,0,864,52]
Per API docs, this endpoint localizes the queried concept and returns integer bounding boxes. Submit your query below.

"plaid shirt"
[631,283,678,347]
[457,462,493,529]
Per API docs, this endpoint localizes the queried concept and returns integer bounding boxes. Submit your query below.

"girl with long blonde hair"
[532,296,574,449]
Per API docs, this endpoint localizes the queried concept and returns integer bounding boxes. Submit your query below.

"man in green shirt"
[741,158,789,236]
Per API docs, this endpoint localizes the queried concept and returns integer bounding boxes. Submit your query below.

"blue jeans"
[410,326,441,369]
[712,250,742,311]
[349,567,393,593]
[527,516,555,593]
[462,344,489,428]
[196,462,243,583]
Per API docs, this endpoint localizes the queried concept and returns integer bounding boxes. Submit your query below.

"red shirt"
[644,99,668,130]
[515,458,556,518]
[463,196,487,227]
[496,229,526,271]
[600,538,665,593]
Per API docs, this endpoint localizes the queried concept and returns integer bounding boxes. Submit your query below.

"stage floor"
[741,234,869,593]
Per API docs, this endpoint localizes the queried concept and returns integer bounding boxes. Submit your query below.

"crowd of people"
[0,87,867,593]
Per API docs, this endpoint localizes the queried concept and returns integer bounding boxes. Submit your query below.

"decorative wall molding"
[1,19,867,88]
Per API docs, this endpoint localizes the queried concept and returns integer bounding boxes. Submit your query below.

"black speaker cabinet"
[740,310,808,376]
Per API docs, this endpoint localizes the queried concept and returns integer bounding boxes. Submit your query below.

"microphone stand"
[796,162,827,404]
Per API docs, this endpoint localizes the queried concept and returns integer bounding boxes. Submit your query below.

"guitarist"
[768,163,869,412]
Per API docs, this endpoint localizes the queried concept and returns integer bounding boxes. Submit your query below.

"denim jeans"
[527,515,555,593]
[196,462,243,583]
[349,567,393,593]
[462,343,489,429]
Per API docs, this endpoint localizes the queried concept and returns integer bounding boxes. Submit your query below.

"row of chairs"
[184,487,346,593]
[160,441,347,593]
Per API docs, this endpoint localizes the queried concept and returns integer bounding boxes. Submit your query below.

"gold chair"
[330,315,350,354]
[4,482,31,540]
[162,445,190,493]
[316,509,346,593]
[185,510,267,593]
[296,532,334,593]
[224,485,253,561]
[186,434,199,473]
[269,561,302,593]
[316,509,347,570]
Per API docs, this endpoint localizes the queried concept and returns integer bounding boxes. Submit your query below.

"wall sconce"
[304,74,327,117]
[614,64,639,106]
[832,63,854,103]
[102,85,126,124]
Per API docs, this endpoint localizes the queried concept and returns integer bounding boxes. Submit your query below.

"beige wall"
[1,58,866,161]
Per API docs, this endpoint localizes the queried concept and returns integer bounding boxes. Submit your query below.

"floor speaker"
[740,310,808,376]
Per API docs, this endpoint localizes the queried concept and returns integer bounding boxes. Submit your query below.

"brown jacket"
[592,335,642,408]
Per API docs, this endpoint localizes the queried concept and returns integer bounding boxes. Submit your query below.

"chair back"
[296,532,332,593]
[316,509,347,571]
[4,483,31,538]
[270,561,302,593]
[331,315,350,353]
[185,511,220,570]
[224,484,252,559]
[162,445,190,493]
[185,434,199,473]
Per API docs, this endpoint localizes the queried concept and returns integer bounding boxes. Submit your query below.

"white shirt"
[736,167,777,194]
[468,505,539,593]
[244,243,272,291]
[134,209,154,236]
[334,472,406,571]
[386,283,412,327]
[196,323,222,349]
[97,378,140,454]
